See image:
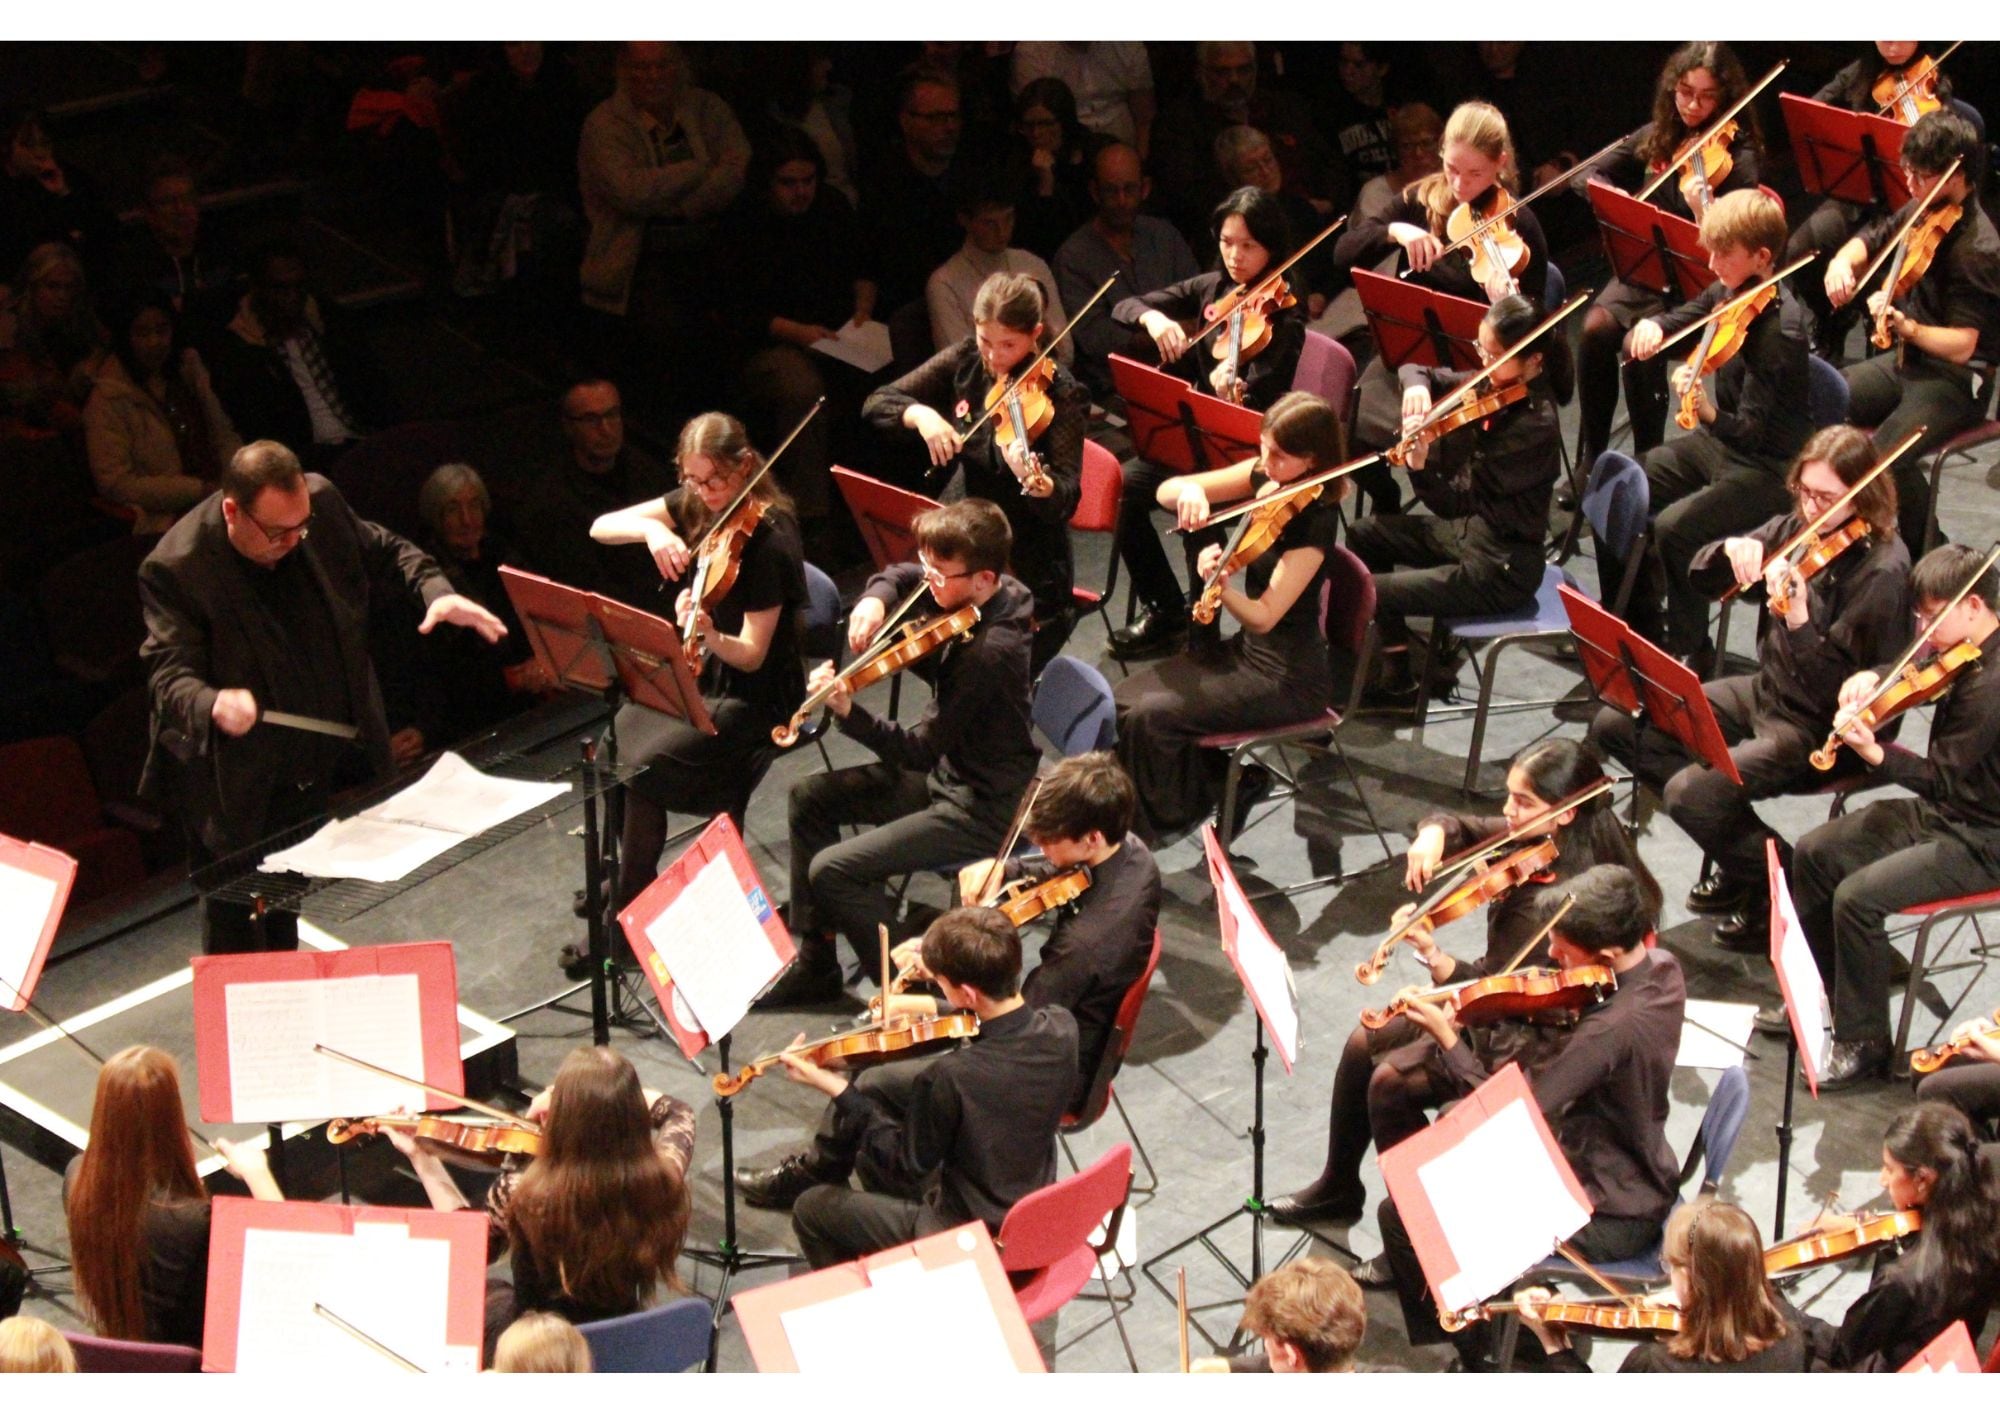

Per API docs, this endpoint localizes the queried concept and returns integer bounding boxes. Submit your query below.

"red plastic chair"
[996,1142,1136,1371]
[65,1331,203,1372]
[1892,886,2000,1068]
[1068,438,1127,675]
[1060,930,1161,1194]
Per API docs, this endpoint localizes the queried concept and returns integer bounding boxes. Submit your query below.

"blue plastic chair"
[577,1295,713,1373]
[1580,451,1652,617]
[791,561,846,771]
[1807,354,1849,429]
[1033,655,1117,757]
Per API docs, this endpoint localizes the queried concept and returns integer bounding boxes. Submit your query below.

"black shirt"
[1804,1228,1999,1371]
[1575,122,1762,225]
[1396,366,1563,547]
[246,547,358,788]
[1870,624,2000,832]
[832,1001,1078,1231]
[662,493,806,728]
[1653,279,1814,466]
[509,447,672,610]
[1232,468,1343,693]
[1335,184,1550,309]
[725,186,869,341]
[63,1158,211,1349]
[1111,269,1307,412]
[1853,197,2000,369]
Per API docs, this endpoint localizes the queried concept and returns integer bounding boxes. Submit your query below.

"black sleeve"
[1685,513,1789,598]
[1774,546,1912,711]
[1708,302,1808,453]
[1813,61,1865,108]
[1573,127,1647,198]
[1236,305,1305,409]
[1654,282,1723,339]
[1717,136,1762,195]
[1821,1274,1919,1372]
[1852,200,1916,263]
[863,341,969,435]
[1334,190,1425,270]
[729,524,790,612]
[831,1054,958,1188]
[1111,273,1211,329]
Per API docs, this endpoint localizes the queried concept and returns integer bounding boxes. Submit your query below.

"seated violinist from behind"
[1372,865,1685,1364]
[1193,1257,1370,1373]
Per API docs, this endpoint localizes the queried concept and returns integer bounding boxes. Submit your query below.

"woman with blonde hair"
[0,1315,78,1373]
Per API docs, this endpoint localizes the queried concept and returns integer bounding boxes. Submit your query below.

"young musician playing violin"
[581,411,805,977]
[1107,185,1305,659]
[1112,392,1348,842]
[1780,543,2000,1087]
[1574,43,1764,469]
[1588,425,1910,954]
[1272,739,1658,1228]
[772,906,1078,1269]
[1374,865,1685,1359]
[1799,1102,2000,1370]
[1618,187,1813,673]
[864,271,1085,674]
[1347,292,1568,708]
[1823,107,2000,556]
[1914,1012,2000,1138]
[764,499,1039,1007]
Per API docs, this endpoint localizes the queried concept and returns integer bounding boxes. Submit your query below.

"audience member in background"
[1006,78,1096,260]
[490,1312,592,1373]
[0,1316,77,1373]
[1214,124,1336,317]
[1011,42,1155,157]
[1053,141,1199,401]
[106,153,239,337]
[925,173,1070,357]
[84,289,240,534]
[0,108,119,276]
[1193,1257,1369,1373]
[1352,103,1443,226]
[0,241,105,440]
[761,44,861,206]
[1316,43,1399,187]
[203,240,388,468]
[864,63,970,316]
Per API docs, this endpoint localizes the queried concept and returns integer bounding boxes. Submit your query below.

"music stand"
[831,466,941,573]
[1767,839,1832,1239]
[1107,353,1262,472]
[1781,94,1913,210]
[0,833,76,1280]
[1585,179,1717,302]
[1353,269,1486,371]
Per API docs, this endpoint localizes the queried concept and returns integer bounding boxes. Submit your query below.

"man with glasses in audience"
[863,64,969,316]
[138,440,505,952]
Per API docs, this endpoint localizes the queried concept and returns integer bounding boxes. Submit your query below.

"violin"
[1206,280,1298,405]
[1675,280,1774,430]
[1771,519,1871,618]
[1872,202,1963,350]
[1717,432,1915,616]
[773,600,980,748]
[1763,1209,1922,1276]
[1190,462,1320,625]
[1356,838,1559,984]
[326,1112,542,1157]
[1811,641,1981,770]
[1359,961,1614,1031]
[1440,1294,1680,1336]
[1385,381,1528,465]
[987,866,1092,927]
[1445,187,1528,296]
[986,360,1056,496]
[711,1012,980,1097]
[1910,1006,2000,1074]
[1875,44,1961,125]
[1634,61,1788,221]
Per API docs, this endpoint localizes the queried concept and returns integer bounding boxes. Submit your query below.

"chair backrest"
[1070,439,1123,534]
[0,734,105,842]
[65,1330,203,1373]
[1032,655,1116,756]
[1544,262,1567,310]
[1807,354,1850,429]
[577,1294,712,1373]
[1293,331,1359,426]
[36,533,152,686]
[1678,1064,1751,1193]
[801,560,844,663]
[1321,544,1375,658]
[995,1143,1133,1277]
[1068,931,1162,1128]
[1583,450,1650,561]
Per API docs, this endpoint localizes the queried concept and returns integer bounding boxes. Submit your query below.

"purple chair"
[65,1331,204,1372]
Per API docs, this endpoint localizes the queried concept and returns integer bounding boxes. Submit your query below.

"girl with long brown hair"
[64,1045,281,1346]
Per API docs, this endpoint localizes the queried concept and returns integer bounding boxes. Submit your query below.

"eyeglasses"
[918,555,976,586]
[1674,82,1723,104]
[244,506,313,543]
[680,466,732,494]
[1796,483,1844,510]
[565,406,623,428]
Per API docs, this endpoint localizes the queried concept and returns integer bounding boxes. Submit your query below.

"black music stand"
[1353,269,1485,371]
[1108,353,1262,472]
[1585,179,1717,303]
[1781,94,1913,210]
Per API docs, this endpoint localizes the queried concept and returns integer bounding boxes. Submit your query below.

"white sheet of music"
[365,751,570,837]
[224,973,427,1121]
[1226,888,1300,1066]
[262,816,461,884]
[779,1255,1017,1375]
[1773,867,1833,1078]
[1419,1095,1590,1312]
[1676,999,1759,1069]
[235,1223,473,1373]
[0,858,57,1008]
[643,853,783,1040]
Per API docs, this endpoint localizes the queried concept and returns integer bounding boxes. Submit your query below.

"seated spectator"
[1317,43,1399,187]
[1353,102,1444,225]
[1007,78,1096,260]
[1214,125,1337,317]
[203,240,390,468]
[0,242,105,440]
[1053,142,1199,400]
[104,153,239,337]
[1010,42,1155,157]
[0,1316,77,1373]
[84,289,240,534]
[491,1311,592,1373]
[762,44,860,206]
[925,173,1069,359]
[862,63,968,315]
[0,108,119,276]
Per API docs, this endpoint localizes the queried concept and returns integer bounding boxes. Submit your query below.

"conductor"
[138,439,507,952]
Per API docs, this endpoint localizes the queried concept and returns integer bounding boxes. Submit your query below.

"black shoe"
[737,1155,835,1210]
[1359,652,1420,712]
[751,950,848,1010]
[1108,606,1187,661]
[1683,641,1718,683]
[1754,1003,1792,1037]
[1712,908,1770,955]
[560,942,595,979]
[1218,765,1276,840]
[1267,1187,1366,1227]
[1686,873,1754,916]
[1349,1255,1394,1289]
[1819,1037,1893,1091]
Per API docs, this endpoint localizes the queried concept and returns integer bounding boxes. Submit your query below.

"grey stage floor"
[7,402,1999,1375]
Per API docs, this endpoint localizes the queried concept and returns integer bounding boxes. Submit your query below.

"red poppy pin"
[954,399,971,421]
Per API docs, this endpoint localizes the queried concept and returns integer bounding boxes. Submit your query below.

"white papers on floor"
[261,752,568,882]
[224,973,427,1122]
[779,1255,1017,1374]
[1677,999,1760,1069]
[0,858,57,1005]
[1420,1097,1591,1312]
[810,320,893,373]
[235,1224,474,1373]
[640,852,782,1041]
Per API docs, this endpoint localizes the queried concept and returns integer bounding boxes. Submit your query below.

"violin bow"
[1625,251,1819,365]
[878,925,892,1035]
[1847,156,1965,298]
[1876,42,1964,118]
[974,777,1045,906]
[1190,450,1386,528]
[1394,290,1592,447]
[1409,134,1628,272]
[1633,60,1790,203]
[315,1304,427,1373]
[1183,214,1347,347]
[1717,427,1923,604]
[314,1044,536,1130]
[1433,777,1618,881]
[1835,540,2000,733]
[959,274,1117,442]
[694,396,824,556]
[1497,894,1575,977]
[1556,1241,1637,1306]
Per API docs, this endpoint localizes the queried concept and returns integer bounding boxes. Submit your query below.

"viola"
[1770,518,1870,618]
[987,866,1092,927]
[1359,961,1614,1031]
[1872,202,1963,350]
[1446,187,1528,295]
[326,1112,543,1157]
[711,1012,980,1097]
[1763,1209,1922,1276]
[1190,464,1320,625]
[773,602,980,748]
[1874,45,1960,125]
[985,359,1056,495]
[1441,1294,1680,1336]
[1385,381,1528,466]
[1676,282,1774,430]
[1356,838,1559,985]
[1910,1006,2000,1074]
[1205,280,1298,404]
[1811,641,1981,770]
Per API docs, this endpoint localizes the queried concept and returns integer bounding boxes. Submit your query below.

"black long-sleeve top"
[1814,56,1954,112]
[832,1001,1078,1231]
[1651,279,1813,465]
[1110,269,1306,411]
[1439,947,1686,1224]
[1852,197,2000,368]
[1395,364,1563,546]
[1333,183,1549,307]
[1866,624,2000,833]
[1687,514,1912,735]
[1572,122,1762,225]
[839,564,1040,809]
[1416,811,1566,980]
[723,187,870,343]
[1802,1230,1998,1371]
[862,339,1085,621]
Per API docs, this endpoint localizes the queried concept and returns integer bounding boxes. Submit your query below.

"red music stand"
[0,833,76,1014]
[831,466,941,572]
[1781,94,1913,209]
[1901,1320,1982,1373]
[1585,178,1718,302]
[1107,353,1262,472]
[1354,268,1487,371]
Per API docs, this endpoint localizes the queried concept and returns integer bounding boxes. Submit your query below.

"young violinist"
[1107,185,1305,659]
[1374,864,1686,1360]
[1588,425,1910,954]
[1617,186,1813,672]
[581,411,805,978]
[1782,543,2000,1087]
[764,499,1039,1007]
[1192,1257,1369,1373]
[1915,1015,2000,1137]
[863,270,1084,674]
[1800,1101,2000,1370]
[1111,391,1348,843]
[1271,740,1659,1228]
[1574,42,1764,469]
[1346,292,1568,708]
[772,906,1078,1269]
[1823,107,2000,556]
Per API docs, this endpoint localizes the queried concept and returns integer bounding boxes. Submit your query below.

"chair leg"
[1111,1090,1159,1195]
[1413,622,1448,728]
[1894,912,1939,1066]
[1098,1264,1140,1372]
[1215,748,1247,850]
[1461,638,1506,796]
[1331,738,1396,865]
[1059,1132,1079,1176]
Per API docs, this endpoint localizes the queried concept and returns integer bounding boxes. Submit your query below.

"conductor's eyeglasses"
[245,508,313,543]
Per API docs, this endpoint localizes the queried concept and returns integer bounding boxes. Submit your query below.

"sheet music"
[1677,999,1759,1069]
[0,858,58,1006]
[779,1256,1018,1374]
[365,751,570,836]
[810,319,893,373]
[642,852,783,1041]
[224,973,427,1121]
[236,1224,472,1373]
[1225,888,1300,1066]
[1419,1096,1591,1312]
[1772,867,1833,1078]
[262,816,462,884]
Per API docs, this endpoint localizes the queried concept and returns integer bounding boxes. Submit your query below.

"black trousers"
[1916,1056,2000,1134]
[1792,798,2000,1042]
[1577,277,1671,466]
[191,775,339,954]
[1346,513,1544,648]
[1113,455,1221,616]
[787,762,1019,981]
[1785,199,1865,353]
[801,1051,940,1178]
[1639,433,1791,656]
[612,697,770,912]
[1842,352,1983,556]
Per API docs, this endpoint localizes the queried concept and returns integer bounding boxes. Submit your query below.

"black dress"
[63,1158,211,1348]
[1113,479,1340,841]
[1110,268,1306,411]
[1803,1228,2000,1371]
